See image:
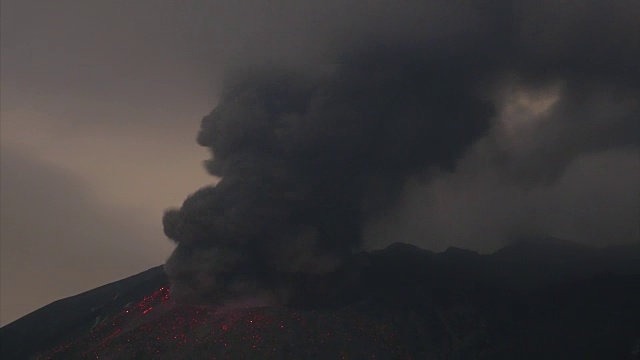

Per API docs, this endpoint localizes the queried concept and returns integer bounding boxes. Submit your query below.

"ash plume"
[162,46,496,303]
[163,0,640,303]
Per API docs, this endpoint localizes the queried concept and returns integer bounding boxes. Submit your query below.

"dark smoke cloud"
[163,0,640,303]
[494,81,640,184]
[163,46,496,303]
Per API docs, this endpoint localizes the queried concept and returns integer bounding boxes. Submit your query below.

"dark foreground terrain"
[2,237,639,359]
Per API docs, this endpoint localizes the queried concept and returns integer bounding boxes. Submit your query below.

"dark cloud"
[494,81,640,184]
[366,147,640,252]
[163,46,496,303]
[161,0,640,305]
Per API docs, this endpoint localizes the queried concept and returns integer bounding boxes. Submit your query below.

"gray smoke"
[163,0,640,303]
[163,46,495,303]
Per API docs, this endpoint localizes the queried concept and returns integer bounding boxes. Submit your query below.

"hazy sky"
[1,0,638,325]
[1,0,219,325]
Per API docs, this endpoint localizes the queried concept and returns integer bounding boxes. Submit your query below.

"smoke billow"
[163,0,640,304]
[162,45,497,303]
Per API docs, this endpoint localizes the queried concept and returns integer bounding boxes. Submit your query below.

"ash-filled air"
[162,46,496,303]
[162,0,640,305]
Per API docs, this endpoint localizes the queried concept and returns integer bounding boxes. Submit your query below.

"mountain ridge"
[2,237,639,359]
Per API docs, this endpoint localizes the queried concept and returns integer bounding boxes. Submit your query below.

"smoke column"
[162,0,639,304]
[162,45,496,304]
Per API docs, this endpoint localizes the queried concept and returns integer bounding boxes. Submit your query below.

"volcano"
[2,238,639,359]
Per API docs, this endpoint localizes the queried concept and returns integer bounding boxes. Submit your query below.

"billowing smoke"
[163,0,640,303]
[162,45,497,303]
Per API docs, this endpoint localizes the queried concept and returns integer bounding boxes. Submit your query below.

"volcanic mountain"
[2,237,639,359]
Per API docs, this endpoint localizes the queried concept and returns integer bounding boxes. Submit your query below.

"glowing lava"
[38,287,409,359]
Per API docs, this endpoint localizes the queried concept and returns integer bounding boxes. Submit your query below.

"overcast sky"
[1,0,219,325]
[1,0,638,325]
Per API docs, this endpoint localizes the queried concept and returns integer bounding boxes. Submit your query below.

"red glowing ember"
[38,287,409,359]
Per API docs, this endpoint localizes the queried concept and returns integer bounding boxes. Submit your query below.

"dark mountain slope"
[0,266,166,360]
[1,238,639,359]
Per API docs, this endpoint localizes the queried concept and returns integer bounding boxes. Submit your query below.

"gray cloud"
[161,0,640,304]
[366,146,640,252]
[163,46,496,303]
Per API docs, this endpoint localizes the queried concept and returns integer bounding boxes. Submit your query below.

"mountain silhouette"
[2,237,639,359]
